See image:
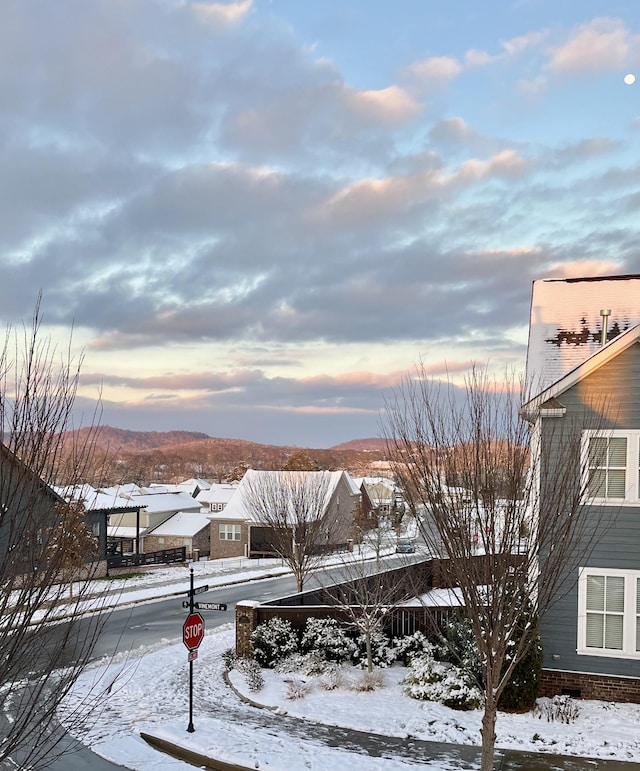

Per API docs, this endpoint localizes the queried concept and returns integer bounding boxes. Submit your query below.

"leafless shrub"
[351,669,385,692]
[285,676,311,700]
[534,695,581,724]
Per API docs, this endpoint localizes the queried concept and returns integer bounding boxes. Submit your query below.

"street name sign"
[195,602,227,611]
[188,584,209,596]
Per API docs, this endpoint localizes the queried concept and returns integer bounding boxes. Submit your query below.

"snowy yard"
[61,623,640,771]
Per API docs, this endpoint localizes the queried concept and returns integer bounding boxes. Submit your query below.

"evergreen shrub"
[301,617,357,663]
[251,617,299,668]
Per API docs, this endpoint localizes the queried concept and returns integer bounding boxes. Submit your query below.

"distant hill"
[330,438,387,452]
[82,426,211,452]
[65,427,392,484]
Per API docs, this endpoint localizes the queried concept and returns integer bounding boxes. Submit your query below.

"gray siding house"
[523,274,640,701]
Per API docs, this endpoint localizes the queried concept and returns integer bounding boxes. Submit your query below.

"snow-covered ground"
[57,558,640,770]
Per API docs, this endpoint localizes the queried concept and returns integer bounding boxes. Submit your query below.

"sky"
[58,559,640,770]
[2,0,640,448]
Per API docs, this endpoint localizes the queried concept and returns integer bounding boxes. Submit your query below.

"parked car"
[395,538,416,554]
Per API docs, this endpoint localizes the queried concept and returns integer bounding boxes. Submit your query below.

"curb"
[140,732,254,771]
[223,669,279,711]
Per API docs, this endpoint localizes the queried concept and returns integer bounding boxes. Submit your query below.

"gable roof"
[522,323,640,418]
[146,510,211,537]
[526,274,640,394]
[218,469,356,523]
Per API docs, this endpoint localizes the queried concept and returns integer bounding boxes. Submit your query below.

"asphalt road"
[93,572,301,658]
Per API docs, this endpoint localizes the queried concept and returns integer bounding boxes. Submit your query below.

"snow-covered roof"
[522,323,640,415]
[404,587,466,607]
[55,484,148,511]
[127,491,202,515]
[100,483,145,498]
[152,478,211,495]
[147,511,211,537]
[197,484,238,505]
[526,274,640,396]
[219,469,355,523]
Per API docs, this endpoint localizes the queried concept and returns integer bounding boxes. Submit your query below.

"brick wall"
[235,601,259,657]
[210,520,248,559]
[143,526,210,560]
[542,669,640,703]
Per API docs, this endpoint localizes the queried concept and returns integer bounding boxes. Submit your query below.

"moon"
[624,73,636,85]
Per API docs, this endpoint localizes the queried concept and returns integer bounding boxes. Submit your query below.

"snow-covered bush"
[222,647,237,671]
[534,695,580,724]
[498,615,543,712]
[352,628,396,669]
[301,617,357,663]
[434,613,543,711]
[251,617,299,668]
[276,651,331,676]
[433,617,482,687]
[237,658,265,692]
[403,652,483,710]
[392,631,433,665]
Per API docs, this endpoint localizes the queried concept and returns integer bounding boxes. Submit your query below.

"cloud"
[402,55,462,91]
[2,1,640,447]
[542,259,626,279]
[344,85,422,126]
[547,17,640,75]
[429,117,478,146]
[190,0,253,28]
[465,30,548,68]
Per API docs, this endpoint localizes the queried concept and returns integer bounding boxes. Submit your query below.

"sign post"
[183,568,206,733]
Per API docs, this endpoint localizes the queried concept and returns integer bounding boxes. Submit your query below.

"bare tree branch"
[241,470,344,592]
[0,298,108,769]
[383,362,612,771]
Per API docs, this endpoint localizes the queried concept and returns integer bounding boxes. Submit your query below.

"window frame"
[218,523,241,541]
[583,430,640,505]
[577,567,640,659]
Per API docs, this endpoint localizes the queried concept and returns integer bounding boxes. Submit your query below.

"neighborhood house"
[523,273,640,702]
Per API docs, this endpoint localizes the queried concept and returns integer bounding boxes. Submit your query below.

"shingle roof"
[526,274,640,396]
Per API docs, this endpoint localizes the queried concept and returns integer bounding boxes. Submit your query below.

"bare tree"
[241,470,344,592]
[383,363,609,771]
[0,300,108,769]
[323,553,417,673]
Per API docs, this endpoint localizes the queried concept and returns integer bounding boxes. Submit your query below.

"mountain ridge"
[68,426,391,483]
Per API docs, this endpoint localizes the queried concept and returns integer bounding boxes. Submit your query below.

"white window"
[578,568,640,658]
[583,431,640,504]
[210,502,224,512]
[219,524,241,541]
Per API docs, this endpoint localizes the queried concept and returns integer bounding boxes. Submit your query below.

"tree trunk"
[365,628,373,673]
[480,698,497,771]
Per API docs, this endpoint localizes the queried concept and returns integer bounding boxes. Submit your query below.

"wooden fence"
[107,546,186,569]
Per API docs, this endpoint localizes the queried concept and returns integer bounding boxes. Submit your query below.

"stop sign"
[183,612,205,651]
